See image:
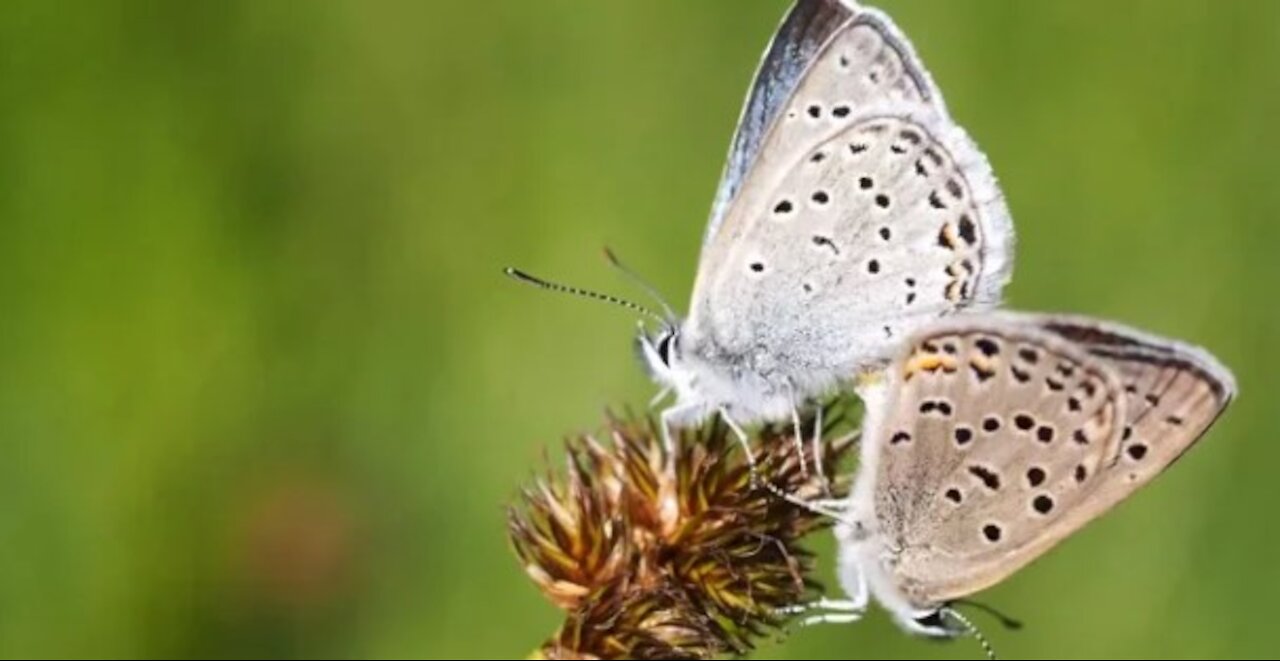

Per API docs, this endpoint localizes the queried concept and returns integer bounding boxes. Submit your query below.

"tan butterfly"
[802,312,1235,649]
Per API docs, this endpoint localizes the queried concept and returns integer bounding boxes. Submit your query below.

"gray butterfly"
[800,312,1235,646]
[508,0,1014,470]
[634,0,1015,459]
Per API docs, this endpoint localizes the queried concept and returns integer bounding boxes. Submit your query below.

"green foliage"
[0,1,1276,658]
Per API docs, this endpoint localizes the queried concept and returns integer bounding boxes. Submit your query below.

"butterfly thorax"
[836,516,957,638]
[670,322,846,425]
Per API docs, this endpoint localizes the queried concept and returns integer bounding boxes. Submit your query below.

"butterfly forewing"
[707,0,855,246]
[701,2,946,258]
[1038,316,1236,504]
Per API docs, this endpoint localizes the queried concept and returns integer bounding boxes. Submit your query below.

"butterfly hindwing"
[688,104,1013,387]
[870,316,1124,606]
[868,313,1233,607]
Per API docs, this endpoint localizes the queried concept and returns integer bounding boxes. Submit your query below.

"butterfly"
[798,312,1235,648]
[633,0,1015,462]
[508,0,1015,471]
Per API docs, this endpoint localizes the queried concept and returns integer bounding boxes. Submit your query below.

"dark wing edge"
[703,0,853,247]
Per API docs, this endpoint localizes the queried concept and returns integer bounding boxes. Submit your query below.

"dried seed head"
[509,403,856,660]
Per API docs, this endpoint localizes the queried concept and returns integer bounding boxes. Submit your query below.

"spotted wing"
[703,0,948,251]
[686,3,1010,383]
[687,105,1013,384]
[867,313,1233,607]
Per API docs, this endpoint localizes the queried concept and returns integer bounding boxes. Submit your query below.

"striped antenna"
[504,267,664,323]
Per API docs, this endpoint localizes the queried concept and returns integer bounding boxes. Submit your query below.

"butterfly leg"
[778,597,864,615]
[782,382,813,481]
[718,407,760,479]
[659,407,678,462]
[783,496,856,523]
[660,402,707,463]
[789,403,810,480]
[811,403,831,495]
[658,403,702,525]
[648,386,673,409]
[778,597,866,627]
[800,612,864,627]
[720,408,858,523]
[803,498,849,512]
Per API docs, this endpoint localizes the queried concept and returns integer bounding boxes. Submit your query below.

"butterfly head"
[903,609,965,639]
[895,608,999,661]
[637,323,684,388]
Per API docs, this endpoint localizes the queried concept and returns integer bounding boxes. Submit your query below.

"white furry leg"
[789,403,809,480]
[660,407,677,461]
[659,403,706,462]
[778,597,865,615]
[719,408,856,525]
[801,612,863,627]
[779,597,866,627]
[811,404,829,494]
[803,498,849,512]
[648,386,672,409]
[717,407,759,478]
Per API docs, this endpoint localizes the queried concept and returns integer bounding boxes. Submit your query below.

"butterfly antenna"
[602,247,678,321]
[943,607,998,661]
[953,598,1024,631]
[504,267,664,323]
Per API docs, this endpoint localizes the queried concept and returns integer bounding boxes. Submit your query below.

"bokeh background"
[1,0,1277,658]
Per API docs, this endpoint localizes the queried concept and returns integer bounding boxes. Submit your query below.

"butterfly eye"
[911,611,954,637]
[656,333,674,366]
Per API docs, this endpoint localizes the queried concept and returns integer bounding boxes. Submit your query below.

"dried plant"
[509,404,856,660]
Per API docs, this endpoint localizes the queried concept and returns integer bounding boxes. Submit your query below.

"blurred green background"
[0,0,1276,658]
